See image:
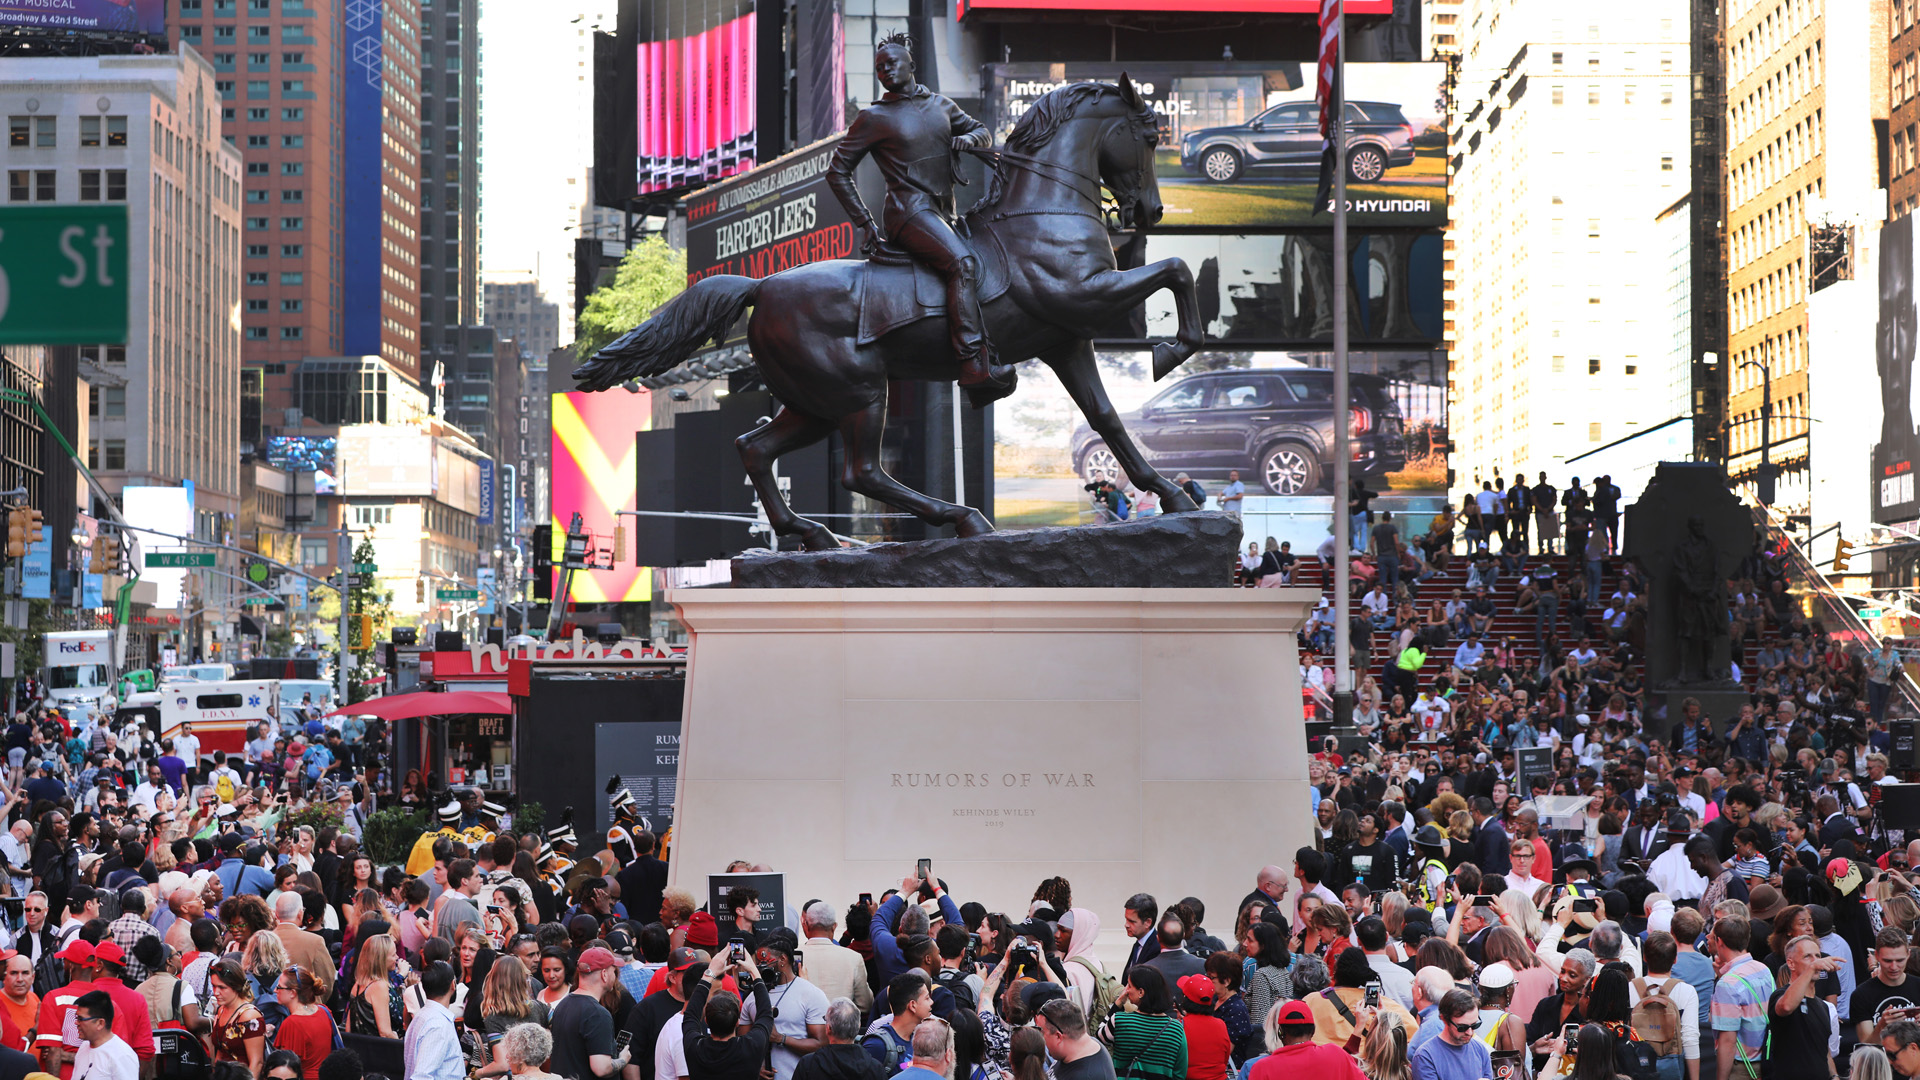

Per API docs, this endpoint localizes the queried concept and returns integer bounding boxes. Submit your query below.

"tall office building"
[171,0,422,423]
[484,279,562,358]
[1896,2,1920,218]
[1,51,245,516]
[1446,2,1691,487]
[420,0,482,387]
[1723,0,1887,511]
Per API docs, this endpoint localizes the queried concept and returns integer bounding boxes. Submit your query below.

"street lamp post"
[1738,357,1775,505]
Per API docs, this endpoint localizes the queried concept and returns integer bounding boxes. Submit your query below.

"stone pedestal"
[666,587,1318,963]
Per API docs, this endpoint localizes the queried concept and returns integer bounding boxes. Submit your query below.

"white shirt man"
[0,821,29,898]
[72,992,139,1080]
[1453,640,1485,673]
[207,757,243,801]
[1362,587,1391,618]
[1647,838,1707,902]
[174,726,200,773]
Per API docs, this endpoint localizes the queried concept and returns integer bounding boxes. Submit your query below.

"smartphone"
[616,1031,633,1054]
[917,858,932,881]
[859,892,873,907]
[1562,1023,1578,1046]
[1364,982,1381,1009]
[1571,898,1599,913]
[729,941,748,964]
[486,904,502,915]
[1473,895,1498,908]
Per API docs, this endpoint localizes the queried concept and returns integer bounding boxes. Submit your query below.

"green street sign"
[437,587,479,601]
[1860,607,1884,618]
[0,205,129,344]
[144,551,215,568]
[241,596,274,605]
[352,562,378,573]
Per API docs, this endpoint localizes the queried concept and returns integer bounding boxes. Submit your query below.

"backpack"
[1068,954,1123,1029]
[1630,977,1683,1058]
[1613,1026,1663,1080]
[215,771,237,804]
[933,968,977,1012]
[862,1024,913,1074]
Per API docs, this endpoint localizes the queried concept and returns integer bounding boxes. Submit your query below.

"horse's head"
[1101,74,1165,229]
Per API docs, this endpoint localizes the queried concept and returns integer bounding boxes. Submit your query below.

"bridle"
[970,96,1162,229]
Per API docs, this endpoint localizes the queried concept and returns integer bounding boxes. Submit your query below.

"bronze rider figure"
[827,32,1017,400]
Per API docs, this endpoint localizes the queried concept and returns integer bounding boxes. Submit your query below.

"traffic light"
[416,579,426,603]
[96,531,119,573]
[532,524,553,601]
[25,509,43,546]
[350,613,374,650]
[1835,537,1855,573]
[612,526,627,565]
[5,507,26,559]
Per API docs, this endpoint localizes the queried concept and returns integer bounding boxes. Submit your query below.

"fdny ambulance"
[156,679,280,756]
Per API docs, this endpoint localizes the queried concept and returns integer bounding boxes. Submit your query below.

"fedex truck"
[43,630,117,726]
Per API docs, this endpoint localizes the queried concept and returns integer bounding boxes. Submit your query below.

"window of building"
[22,171,54,201]
[213,26,234,42]
[80,116,100,146]
[1588,218,1600,237]
[1661,155,1674,171]
[246,299,268,313]
[1587,85,1599,105]
[280,272,304,285]
[282,299,303,313]
[247,24,267,39]
[351,506,394,526]
[281,135,303,148]
[79,171,100,201]
[281,244,303,257]
[246,136,269,150]
[282,107,303,120]
[246,245,268,259]
[245,189,267,202]
[248,51,269,67]
[246,217,267,230]
[10,116,54,148]
[1588,423,1602,442]
[247,80,268,98]
[102,440,125,470]
[280,327,303,340]
[1662,85,1674,105]
[282,52,304,64]
[281,80,305,94]
[1552,50,1563,65]
[282,189,303,202]
[246,271,268,285]
[246,162,268,175]
[244,326,268,340]
[181,0,201,10]
[244,107,265,121]
[281,216,303,230]
[1623,84,1636,104]
[217,80,236,97]
[1551,356,1566,373]
[182,26,201,41]
[1588,356,1601,374]
[281,162,303,175]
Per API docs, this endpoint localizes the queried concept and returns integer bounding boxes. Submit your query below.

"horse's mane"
[972,82,1148,215]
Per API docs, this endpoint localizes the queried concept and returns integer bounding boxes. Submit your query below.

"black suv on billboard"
[1180,100,1417,184]
[1072,369,1406,495]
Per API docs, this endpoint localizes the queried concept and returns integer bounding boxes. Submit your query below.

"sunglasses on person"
[1447,1017,1479,1034]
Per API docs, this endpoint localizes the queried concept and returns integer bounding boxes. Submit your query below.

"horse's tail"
[570,275,761,390]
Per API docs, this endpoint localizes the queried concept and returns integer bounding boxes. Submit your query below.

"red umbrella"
[323,689,510,720]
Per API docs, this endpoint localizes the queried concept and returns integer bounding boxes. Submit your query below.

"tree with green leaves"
[345,539,390,704]
[574,237,687,359]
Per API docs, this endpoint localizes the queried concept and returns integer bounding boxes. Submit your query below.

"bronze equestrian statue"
[572,59,1207,550]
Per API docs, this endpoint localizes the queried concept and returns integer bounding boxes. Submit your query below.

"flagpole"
[1331,0,1353,732]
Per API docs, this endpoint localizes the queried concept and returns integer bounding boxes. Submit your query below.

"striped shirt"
[1710,956,1775,1060]
[1104,1011,1188,1080]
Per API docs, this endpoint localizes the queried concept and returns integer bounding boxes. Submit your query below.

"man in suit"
[1141,914,1206,982]
[1468,797,1512,878]
[1819,794,1863,848]
[271,890,334,996]
[1619,800,1669,866]
[1382,801,1412,866]
[1121,893,1159,979]
[615,831,669,927]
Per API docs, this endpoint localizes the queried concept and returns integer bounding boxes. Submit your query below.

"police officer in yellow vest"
[1410,825,1451,914]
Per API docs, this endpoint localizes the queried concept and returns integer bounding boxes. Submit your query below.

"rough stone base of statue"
[731,512,1242,589]
[665,586,1317,965]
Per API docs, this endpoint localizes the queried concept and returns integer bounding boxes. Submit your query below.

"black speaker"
[485,627,505,648]
[1893,719,1917,772]
[434,630,464,652]
[1881,783,1920,831]
[391,626,417,646]
[1305,720,1334,746]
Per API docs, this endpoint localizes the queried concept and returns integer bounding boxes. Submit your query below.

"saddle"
[855,224,1012,345]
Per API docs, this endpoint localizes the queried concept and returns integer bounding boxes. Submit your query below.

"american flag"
[1314,0,1342,215]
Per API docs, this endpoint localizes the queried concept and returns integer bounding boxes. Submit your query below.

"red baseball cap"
[55,940,95,965]
[576,947,621,975]
[1274,1000,1314,1026]
[1177,974,1213,1005]
[91,941,125,966]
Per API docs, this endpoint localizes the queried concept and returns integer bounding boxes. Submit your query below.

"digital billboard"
[550,390,652,603]
[635,0,756,195]
[122,484,194,609]
[0,0,164,34]
[338,427,436,496]
[1875,214,1918,524]
[986,62,1446,229]
[684,135,859,285]
[992,349,1447,529]
[961,0,1388,14]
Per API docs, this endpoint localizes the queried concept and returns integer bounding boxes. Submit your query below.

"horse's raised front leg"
[838,398,995,537]
[736,406,839,551]
[1040,257,1204,380]
[1042,338,1196,514]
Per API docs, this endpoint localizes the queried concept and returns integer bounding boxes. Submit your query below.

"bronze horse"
[571,77,1206,550]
